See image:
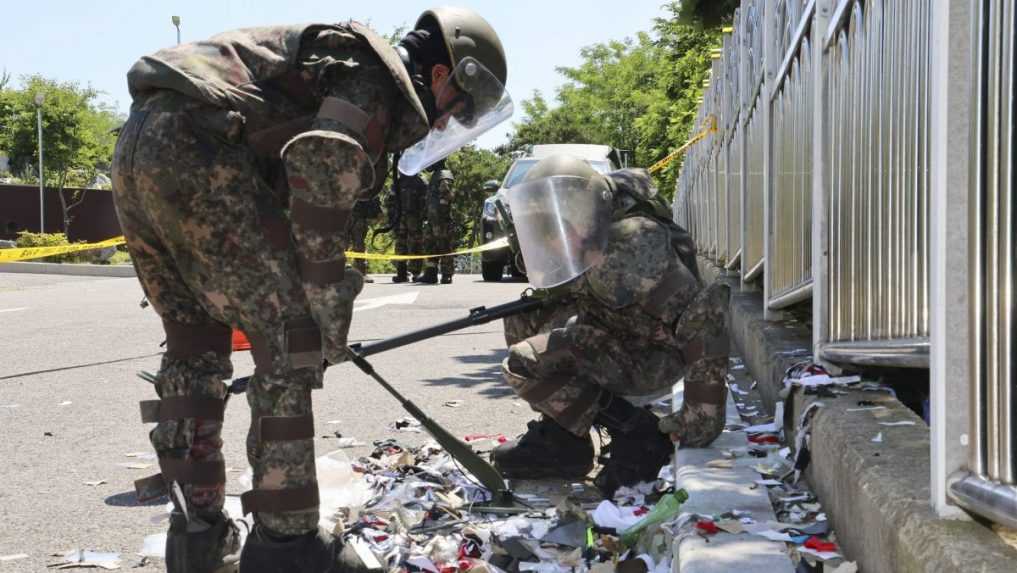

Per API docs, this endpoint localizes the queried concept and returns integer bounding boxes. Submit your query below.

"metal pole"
[35,96,44,233]
[172,15,181,45]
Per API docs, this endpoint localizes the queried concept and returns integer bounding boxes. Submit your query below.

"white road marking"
[0,307,28,314]
[353,291,419,313]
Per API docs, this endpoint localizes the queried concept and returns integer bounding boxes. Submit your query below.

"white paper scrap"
[754,479,782,486]
[798,546,843,561]
[871,432,884,443]
[879,421,917,427]
[744,421,779,433]
[0,554,28,562]
[846,406,887,412]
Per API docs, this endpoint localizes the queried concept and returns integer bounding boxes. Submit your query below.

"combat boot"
[165,510,241,573]
[440,274,453,284]
[392,262,409,283]
[593,394,672,499]
[418,267,438,284]
[239,525,369,573]
[492,417,594,479]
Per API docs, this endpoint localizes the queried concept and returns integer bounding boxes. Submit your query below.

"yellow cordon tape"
[647,114,718,174]
[0,236,127,263]
[0,235,510,264]
[345,237,510,261]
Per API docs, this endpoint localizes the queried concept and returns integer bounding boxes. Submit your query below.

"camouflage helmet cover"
[416,6,507,88]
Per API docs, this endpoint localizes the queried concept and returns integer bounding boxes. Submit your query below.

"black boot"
[418,267,438,284]
[491,417,594,479]
[239,525,369,573]
[392,262,408,283]
[593,395,672,498]
[440,274,453,284]
[166,510,241,573]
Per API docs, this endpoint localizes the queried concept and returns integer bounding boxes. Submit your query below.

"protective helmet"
[397,7,513,176]
[415,6,507,90]
[507,155,613,288]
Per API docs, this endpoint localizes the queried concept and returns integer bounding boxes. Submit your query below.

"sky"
[1,1,668,149]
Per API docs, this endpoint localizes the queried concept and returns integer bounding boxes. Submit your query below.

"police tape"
[345,237,510,260]
[0,235,510,264]
[0,236,127,263]
[647,114,718,174]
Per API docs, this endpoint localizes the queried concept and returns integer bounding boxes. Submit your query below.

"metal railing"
[947,0,1017,529]
[675,0,929,367]
[768,0,816,308]
[821,0,931,366]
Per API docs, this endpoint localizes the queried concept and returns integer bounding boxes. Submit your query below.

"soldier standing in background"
[112,7,510,571]
[387,172,429,282]
[420,160,456,284]
[345,195,383,283]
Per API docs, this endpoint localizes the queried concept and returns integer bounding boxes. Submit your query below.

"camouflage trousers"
[112,99,335,536]
[396,199,425,276]
[503,283,731,446]
[345,217,369,275]
[424,199,455,276]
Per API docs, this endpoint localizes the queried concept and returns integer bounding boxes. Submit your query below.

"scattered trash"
[0,554,28,562]
[390,417,423,433]
[53,549,122,570]
[871,433,883,443]
[118,463,153,470]
[326,419,343,425]
[83,480,106,487]
[694,520,720,535]
[443,400,465,408]
[124,452,156,459]
[59,401,73,406]
[333,437,366,448]
[754,479,783,487]
[44,431,54,437]
[743,421,779,433]
[879,421,917,427]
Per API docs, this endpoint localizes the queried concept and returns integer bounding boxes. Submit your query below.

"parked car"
[479,144,626,282]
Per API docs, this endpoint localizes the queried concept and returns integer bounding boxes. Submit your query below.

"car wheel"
[481,261,504,282]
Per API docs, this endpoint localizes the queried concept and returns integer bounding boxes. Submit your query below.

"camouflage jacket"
[570,169,702,348]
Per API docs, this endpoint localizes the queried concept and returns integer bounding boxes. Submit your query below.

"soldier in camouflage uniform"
[420,160,456,284]
[492,156,730,498]
[386,173,428,282]
[112,8,508,572]
[345,196,383,282]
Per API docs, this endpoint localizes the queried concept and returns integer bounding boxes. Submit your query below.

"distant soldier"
[492,155,731,498]
[420,160,456,284]
[386,173,429,282]
[345,196,383,282]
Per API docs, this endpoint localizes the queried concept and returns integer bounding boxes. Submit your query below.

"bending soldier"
[492,155,730,498]
[112,8,509,572]
[420,160,456,284]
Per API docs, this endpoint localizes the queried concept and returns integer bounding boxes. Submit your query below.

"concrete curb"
[672,377,795,573]
[700,259,1017,572]
[0,261,136,277]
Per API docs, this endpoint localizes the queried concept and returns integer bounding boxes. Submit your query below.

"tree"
[0,75,121,231]
[674,0,740,28]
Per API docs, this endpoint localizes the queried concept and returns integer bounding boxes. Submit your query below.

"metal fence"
[948,0,1017,528]
[674,0,929,368]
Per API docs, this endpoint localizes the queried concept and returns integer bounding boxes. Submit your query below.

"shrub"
[15,231,90,263]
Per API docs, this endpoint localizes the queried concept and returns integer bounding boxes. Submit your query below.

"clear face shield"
[398,57,514,175]
[506,175,613,289]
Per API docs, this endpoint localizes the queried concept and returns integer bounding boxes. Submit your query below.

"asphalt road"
[0,272,536,571]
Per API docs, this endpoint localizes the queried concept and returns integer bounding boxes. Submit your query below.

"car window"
[502,159,538,188]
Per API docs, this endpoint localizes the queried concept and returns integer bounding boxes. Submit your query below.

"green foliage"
[673,0,740,28]
[0,75,122,227]
[505,5,718,199]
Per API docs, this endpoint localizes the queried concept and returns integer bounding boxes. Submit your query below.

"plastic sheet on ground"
[54,550,122,570]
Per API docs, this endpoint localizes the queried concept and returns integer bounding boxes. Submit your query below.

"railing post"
[929,0,973,519]
[739,1,752,292]
[812,0,832,368]
[762,0,777,318]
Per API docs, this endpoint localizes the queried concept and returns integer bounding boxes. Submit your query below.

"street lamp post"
[34,93,44,233]
[172,16,181,46]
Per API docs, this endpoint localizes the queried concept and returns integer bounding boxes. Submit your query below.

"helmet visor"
[507,175,612,289]
[398,57,513,175]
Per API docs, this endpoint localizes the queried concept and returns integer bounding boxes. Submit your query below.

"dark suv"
[479,144,624,281]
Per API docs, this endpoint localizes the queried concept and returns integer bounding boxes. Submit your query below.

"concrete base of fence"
[700,258,1017,572]
[0,261,136,277]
